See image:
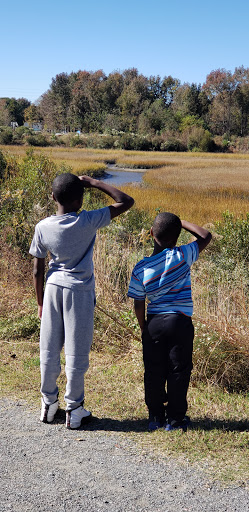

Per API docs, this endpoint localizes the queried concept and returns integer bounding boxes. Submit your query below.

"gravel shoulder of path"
[1,399,249,512]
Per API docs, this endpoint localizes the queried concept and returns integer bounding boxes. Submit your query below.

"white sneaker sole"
[40,400,59,423]
[66,411,92,430]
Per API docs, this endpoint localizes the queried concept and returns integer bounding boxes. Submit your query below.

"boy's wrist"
[79,176,97,187]
[37,305,43,319]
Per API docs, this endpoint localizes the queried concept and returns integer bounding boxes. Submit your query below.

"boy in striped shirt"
[128,212,212,431]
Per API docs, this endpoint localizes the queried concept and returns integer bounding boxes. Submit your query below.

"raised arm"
[181,220,212,252]
[79,176,134,219]
[33,257,45,319]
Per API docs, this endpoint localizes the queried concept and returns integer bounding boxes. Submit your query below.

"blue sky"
[1,0,248,103]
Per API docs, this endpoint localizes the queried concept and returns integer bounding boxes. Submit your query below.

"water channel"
[103,165,145,186]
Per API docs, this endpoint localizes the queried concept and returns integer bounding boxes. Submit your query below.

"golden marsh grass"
[2,145,249,223]
[122,155,249,224]
[122,184,249,224]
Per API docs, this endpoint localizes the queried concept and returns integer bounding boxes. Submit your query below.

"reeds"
[122,155,249,224]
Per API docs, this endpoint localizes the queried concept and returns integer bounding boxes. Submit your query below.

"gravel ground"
[1,400,248,512]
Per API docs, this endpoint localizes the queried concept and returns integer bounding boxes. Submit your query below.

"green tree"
[24,104,41,125]
[232,66,249,136]
[0,99,11,126]
[138,99,169,134]
[38,91,57,131]
[70,70,107,132]
[5,98,30,125]
[161,76,180,106]
[117,73,150,131]
[148,75,163,100]
[39,72,77,131]
[172,83,208,120]
[101,72,124,112]
[203,69,237,135]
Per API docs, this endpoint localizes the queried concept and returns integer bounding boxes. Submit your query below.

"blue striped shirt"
[127,241,199,316]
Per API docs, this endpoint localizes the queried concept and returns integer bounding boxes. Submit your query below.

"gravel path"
[1,400,248,512]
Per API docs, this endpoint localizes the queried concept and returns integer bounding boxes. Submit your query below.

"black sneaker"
[165,416,191,432]
[148,411,165,431]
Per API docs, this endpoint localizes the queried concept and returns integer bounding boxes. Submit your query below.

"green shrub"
[215,211,249,264]
[133,136,152,151]
[69,134,84,147]
[0,151,66,254]
[12,126,32,143]
[160,138,186,152]
[97,135,115,149]
[199,130,216,152]
[193,323,249,391]
[116,133,135,150]
[0,314,40,340]
[222,138,230,150]
[109,206,153,248]
[85,134,117,149]
[187,127,204,151]
[151,135,164,151]
[0,150,7,179]
[0,128,13,145]
[114,134,153,151]
[26,134,50,146]
[50,134,64,146]
[186,127,215,152]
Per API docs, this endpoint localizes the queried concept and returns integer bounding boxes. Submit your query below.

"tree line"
[1,66,249,151]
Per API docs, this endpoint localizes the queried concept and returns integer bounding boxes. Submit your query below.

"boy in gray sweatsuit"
[29,173,134,429]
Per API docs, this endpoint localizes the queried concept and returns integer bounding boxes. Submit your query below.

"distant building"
[24,122,43,132]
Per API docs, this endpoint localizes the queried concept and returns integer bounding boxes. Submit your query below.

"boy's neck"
[56,199,82,215]
[152,240,176,256]
[56,205,77,215]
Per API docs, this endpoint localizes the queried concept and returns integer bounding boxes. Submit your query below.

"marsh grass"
[124,186,248,224]
[2,145,249,221]
[120,152,249,224]
[115,156,171,169]
[0,145,109,175]
[144,157,249,191]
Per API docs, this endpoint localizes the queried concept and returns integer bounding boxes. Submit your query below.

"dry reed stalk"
[193,273,249,356]
[96,304,141,342]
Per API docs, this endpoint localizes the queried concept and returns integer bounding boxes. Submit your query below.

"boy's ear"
[150,227,154,237]
[52,192,56,202]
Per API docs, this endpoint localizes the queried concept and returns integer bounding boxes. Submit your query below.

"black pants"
[142,313,194,422]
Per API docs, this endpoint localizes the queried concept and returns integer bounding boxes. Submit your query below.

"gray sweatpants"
[40,283,95,411]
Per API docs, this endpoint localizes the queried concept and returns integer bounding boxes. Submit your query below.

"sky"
[1,0,249,103]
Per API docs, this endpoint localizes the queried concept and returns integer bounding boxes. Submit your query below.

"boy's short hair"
[52,173,84,205]
[152,212,181,242]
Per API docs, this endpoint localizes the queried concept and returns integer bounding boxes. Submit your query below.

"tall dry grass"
[122,155,249,224]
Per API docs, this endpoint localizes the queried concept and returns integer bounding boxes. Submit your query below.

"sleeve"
[127,268,146,300]
[29,224,47,258]
[84,207,111,230]
[180,240,199,267]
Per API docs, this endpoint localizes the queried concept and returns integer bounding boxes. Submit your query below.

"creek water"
[103,166,145,186]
